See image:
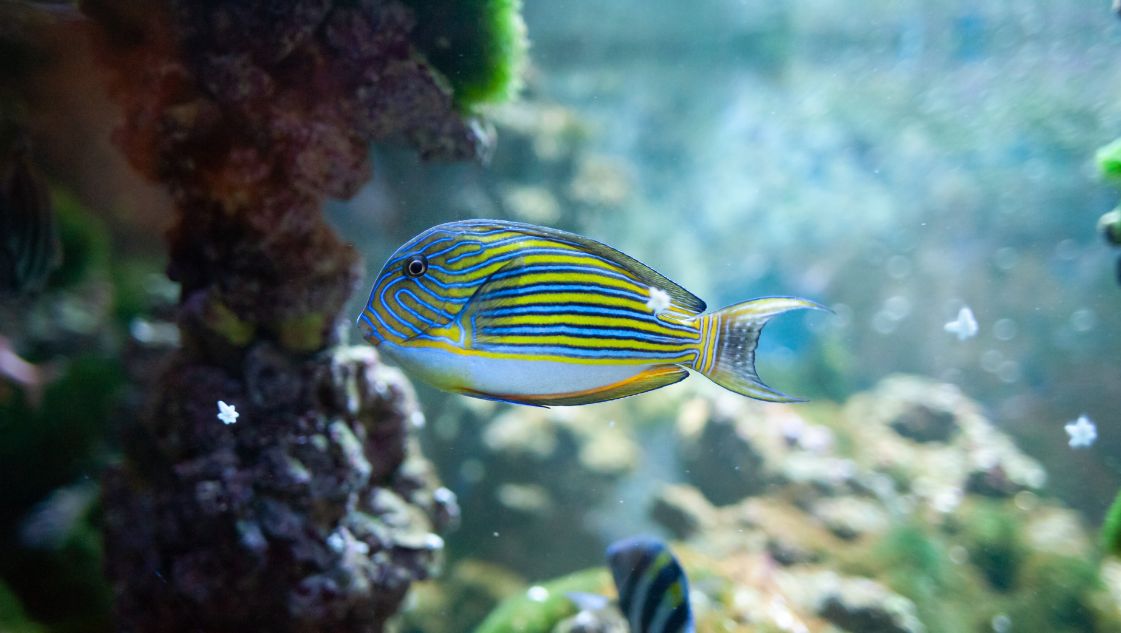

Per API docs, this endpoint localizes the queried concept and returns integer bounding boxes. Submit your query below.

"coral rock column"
[83,1,485,630]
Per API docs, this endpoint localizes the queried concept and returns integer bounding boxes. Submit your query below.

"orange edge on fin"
[457,364,689,407]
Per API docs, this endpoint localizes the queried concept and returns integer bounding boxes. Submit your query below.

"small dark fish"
[606,537,694,633]
[0,136,60,296]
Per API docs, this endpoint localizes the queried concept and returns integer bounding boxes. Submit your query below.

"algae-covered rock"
[812,574,925,633]
[473,568,609,633]
[810,496,891,541]
[650,484,719,540]
[455,376,1119,633]
[639,377,1120,633]
[400,560,525,633]
[841,375,1046,503]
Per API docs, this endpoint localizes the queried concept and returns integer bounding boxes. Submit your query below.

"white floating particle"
[217,400,239,425]
[527,585,549,602]
[944,306,978,341]
[1065,414,1097,449]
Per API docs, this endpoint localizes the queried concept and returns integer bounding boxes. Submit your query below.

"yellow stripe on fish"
[358,219,824,406]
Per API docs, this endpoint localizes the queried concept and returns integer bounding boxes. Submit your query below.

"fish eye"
[404,255,428,278]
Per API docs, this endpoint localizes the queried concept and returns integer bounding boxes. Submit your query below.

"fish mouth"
[355,309,457,346]
[356,311,402,346]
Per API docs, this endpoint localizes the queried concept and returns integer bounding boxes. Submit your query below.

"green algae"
[0,355,124,522]
[473,568,608,633]
[1010,554,1112,633]
[0,356,122,633]
[961,502,1024,592]
[401,560,526,633]
[276,312,327,353]
[203,300,254,347]
[0,579,46,633]
[47,191,110,292]
[1102,488,1121,557]
[405,0,527,108]
[1097,138,1121,180]
[1,491,112,633]
[867,523,974,633]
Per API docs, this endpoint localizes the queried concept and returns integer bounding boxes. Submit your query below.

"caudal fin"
[692,297,825,403]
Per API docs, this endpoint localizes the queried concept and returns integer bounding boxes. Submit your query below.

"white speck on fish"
[646,286,671,314]
[1065,414,1097,449]
[217,400,239,425]
[944,306,978,340]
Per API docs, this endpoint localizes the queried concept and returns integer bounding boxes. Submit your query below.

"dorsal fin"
[459,220,706,314]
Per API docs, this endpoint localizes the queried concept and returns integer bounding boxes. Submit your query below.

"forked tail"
[692,297,825,403]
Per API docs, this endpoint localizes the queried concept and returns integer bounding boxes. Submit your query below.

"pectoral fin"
[457,364,689,407]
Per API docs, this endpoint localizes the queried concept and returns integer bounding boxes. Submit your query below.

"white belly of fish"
[378,342,652,396]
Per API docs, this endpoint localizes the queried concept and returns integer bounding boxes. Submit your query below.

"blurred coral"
[462,377,1121,633]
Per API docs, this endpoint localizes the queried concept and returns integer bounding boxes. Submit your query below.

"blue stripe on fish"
[477,304,699,335]
[481,283,647,302]
[479,324,692,345]
[476,344,697,360]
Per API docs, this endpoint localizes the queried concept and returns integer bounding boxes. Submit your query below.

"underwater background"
[2,1,1121,632]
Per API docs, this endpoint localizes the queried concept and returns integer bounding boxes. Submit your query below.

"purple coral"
[103,348,457,631]
[83,0,475,630]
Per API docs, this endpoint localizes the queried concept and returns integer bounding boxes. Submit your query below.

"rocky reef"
[103,346,458,631]
[429,376,1121,633]
[43,0,526,630]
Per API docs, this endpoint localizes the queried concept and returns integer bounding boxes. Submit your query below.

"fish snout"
[355,311,383,345]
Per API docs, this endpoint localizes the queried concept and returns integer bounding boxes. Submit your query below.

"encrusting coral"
[73,0,516,630]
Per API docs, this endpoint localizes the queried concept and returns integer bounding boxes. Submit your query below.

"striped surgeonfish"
[607,536,694,633]
[357,219,822,406]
